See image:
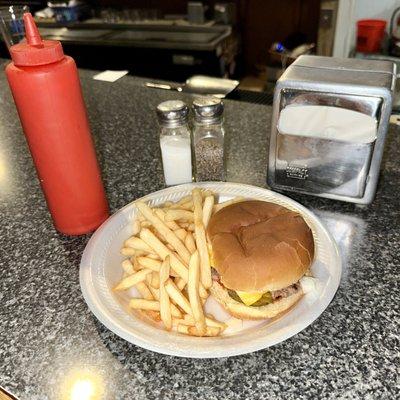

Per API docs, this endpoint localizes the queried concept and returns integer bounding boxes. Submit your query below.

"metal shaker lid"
[156,100,189,127]
[193,96,224,123]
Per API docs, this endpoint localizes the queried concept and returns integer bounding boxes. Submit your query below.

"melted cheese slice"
[236,291,263,306]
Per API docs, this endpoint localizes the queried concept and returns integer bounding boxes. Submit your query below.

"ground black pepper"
[194,137,224,181]
[192,96,226,182]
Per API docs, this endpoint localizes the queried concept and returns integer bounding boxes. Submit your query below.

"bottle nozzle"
[23,13,42,46]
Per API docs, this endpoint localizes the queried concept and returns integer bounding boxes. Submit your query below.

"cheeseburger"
[207,200,314,320]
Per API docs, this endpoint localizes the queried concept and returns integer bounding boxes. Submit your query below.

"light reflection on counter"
[0,150,10,194]
[316,210,366,280]
[61,369,104,400]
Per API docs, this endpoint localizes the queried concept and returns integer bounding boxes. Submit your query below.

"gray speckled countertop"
[0,63,399,400]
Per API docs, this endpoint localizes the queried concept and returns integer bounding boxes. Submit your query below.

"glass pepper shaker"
[192,96,225,182]
[156,100,193,186]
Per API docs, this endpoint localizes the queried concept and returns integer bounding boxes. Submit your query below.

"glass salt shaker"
[193,96,225,181]
[156,100,193,186]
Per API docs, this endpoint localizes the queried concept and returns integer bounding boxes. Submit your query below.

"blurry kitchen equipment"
[389,7,400,57]
[48,1,90,23]
[34,7,54,20]
[187,2,206,24]
[98,8,160,23]
[145,75,239,98]
[214,2,237,26]
[192,96,225,181]
[157,100,193,186]
[0,5,29,48]
[356,19,386,53]
[269,42,315,71]
[268,55,396,204]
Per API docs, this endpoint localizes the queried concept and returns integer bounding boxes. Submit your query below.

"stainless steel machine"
[268,55,396,204]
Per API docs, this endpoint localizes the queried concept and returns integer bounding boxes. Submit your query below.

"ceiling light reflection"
[0,151,9,188]
[62,369,104,400]
[71,378,95,400]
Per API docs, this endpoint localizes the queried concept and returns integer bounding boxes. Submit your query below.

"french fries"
[188,251,206,335]
[176,324,191,334]
[148,284,159,300]
[150,271,160,289]
[175,314,226,330]
[174,228,187,241]
[202,196,214,228]
[192,189,212,289]
[202,189,214,198]
[154,208,180,231]
[176,324,221,336]
[164,210,194,222]
[120,247,136,256]
[129,299,182,318]
[140,228,189,282]
[174,277,186,291]
[147,285,182,318]
[132,257,142,271]
[129,299,160,311]
[132,220,141,236]
[172,315,226,330]
[189,326,221,337]
[175,195,192,205]
[165,278,192,315]
[147,253,161,260]
[185,232,196,254]
[135,281,153,300]
[114,269,152,291]
[136,202,191,264]
[169,196,193,209]
[170,201,193,211]
[121,259,135,274]
[124,237,154,253]
[115,188,235,337]
[136,256,161,272]
[159,257,172,330]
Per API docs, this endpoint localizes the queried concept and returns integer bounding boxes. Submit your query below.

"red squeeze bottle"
[5,13,109,235]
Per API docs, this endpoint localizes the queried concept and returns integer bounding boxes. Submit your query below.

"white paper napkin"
[278,105,377,143]
[93,70,129,83]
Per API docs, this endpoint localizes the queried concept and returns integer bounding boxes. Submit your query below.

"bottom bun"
[210,281,303,320]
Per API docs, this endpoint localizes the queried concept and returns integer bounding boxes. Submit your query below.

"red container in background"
[357,19,386,53]
[5,13,109,235]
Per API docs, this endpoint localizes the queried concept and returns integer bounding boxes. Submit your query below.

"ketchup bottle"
[5,13,109,235]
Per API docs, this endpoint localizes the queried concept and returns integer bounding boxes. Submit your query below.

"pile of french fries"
[114,188,244,337]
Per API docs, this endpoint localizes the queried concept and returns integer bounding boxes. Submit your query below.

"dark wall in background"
[242,0,320,73]
[96,0,188,13]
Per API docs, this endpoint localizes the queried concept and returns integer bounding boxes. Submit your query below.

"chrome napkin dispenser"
[268,55,396,204]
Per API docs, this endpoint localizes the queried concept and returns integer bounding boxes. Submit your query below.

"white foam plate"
[80,182,341,358]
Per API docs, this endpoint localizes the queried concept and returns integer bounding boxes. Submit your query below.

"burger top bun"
[207,200,314,292]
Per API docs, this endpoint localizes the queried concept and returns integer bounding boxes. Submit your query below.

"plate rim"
[80,182,341,358]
